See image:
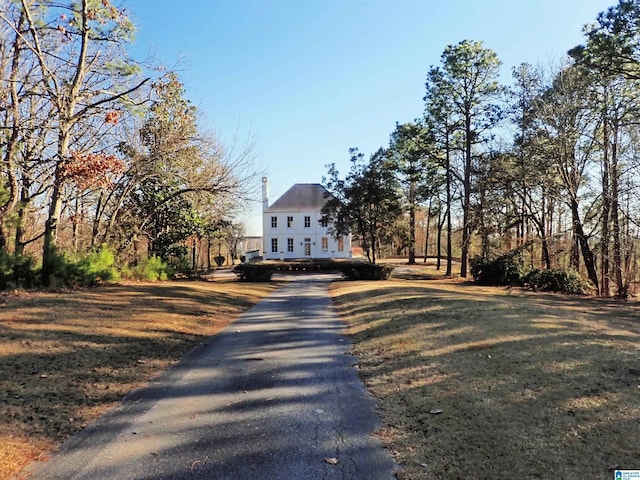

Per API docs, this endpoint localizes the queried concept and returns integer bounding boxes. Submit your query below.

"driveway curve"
[25,273,396,480]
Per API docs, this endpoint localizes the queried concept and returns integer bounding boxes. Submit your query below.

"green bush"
[75,247,120,285]
[163,245,190,273]
[41,246,121,287]
[524,268,586,294]
[339,263,393,280]
[0,252,39,289]
[42,248,89,288]
[470,248,526,286]
[233,260,394,282]
[233,263,276,282]
[119,264,134,280]
[0,247,175,290]
[134,256,171,281]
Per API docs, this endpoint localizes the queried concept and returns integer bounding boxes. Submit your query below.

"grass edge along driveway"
[0,279,280,479]
[330,276,640,480]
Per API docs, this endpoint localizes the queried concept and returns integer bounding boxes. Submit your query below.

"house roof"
[266,183,332,212]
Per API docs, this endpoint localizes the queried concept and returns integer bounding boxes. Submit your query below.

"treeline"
[0,0,255,287]
[322,0,640,297]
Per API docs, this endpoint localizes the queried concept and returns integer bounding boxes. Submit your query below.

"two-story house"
[262,178,351,260]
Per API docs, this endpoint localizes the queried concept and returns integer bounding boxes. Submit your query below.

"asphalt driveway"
[25,273,396,480]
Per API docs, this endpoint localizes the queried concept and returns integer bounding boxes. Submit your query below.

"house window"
[304,216,311,228]
[271,216,278,228]
[287,216,293,228]
[271,238,278,253]
[320,218,328,228]
[287,238,294,252]
[321,237,328,252]
[338,237,344,252]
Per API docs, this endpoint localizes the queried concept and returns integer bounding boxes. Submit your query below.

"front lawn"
[330,272,640,479]
[0,279,280,479]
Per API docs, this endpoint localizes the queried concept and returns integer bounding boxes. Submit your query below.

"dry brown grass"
[330,267,640,480]
[0,279,279,479]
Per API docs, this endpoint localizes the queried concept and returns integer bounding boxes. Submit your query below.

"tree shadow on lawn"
[22,276,393,480]
[330,280,640,479]
[0,280,279,478]
[25,351,387,480]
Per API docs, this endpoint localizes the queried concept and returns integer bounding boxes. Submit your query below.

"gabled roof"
[265,183,332,212]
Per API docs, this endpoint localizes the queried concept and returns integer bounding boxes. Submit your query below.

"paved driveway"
[25,274,396,480]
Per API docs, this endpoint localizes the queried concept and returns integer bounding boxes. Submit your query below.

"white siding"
[262,209,351,260]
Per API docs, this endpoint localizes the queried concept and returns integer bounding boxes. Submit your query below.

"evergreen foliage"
[470,246,587,294]
[233,263,276,282]
[322,148,403,264]
[0,253,38,289]
[338,263,394,281]
[133,256,171,281]
[233,261,394,282]
[524,269,586,295]
[470,247,527,286]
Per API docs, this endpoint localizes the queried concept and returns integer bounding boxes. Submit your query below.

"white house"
[262,178,351,260]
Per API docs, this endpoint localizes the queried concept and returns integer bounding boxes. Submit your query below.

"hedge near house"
[233,264,277,282]
[233,261,394,281]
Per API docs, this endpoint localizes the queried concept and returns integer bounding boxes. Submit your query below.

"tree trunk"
[570,231,580,271]
[42,168,65,284]
[42,130,69,285]
[479,189,490,259]
[423,199,432,264]
[541,237,551,270]
[408,182,416,264]
[0,14,26,255]
[548,197,556,268]
[445,139,452,277]
[570,199,599,293]
[72,197,80,252]
[367,223,376,264]
[91,191,104,247]
[540,194,551,269]
[0,223,7,252]
[192,238,197,270]
[436,205,445,271]
[611,123,625,297]
[460,111,472,277]
[600,90,611,296]
[40,0,91,285]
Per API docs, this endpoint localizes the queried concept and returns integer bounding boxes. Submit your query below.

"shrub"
[470,247,526,286]
[233,260,393,282]
[134,256,171,281]
[233,263,276,282]
[163,245,190,274]
[339,263,394,281]
[119,264,134,280]
[0,252,39,289]
[40,246,121,287]
[524,268,586,295]
[43,248,75,288]
[214,255,226,267]
[75,247,120,285]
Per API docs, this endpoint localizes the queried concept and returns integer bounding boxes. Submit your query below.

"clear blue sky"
[128,0,614,235]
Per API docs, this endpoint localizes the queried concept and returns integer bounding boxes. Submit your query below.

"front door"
[304,238,311,257]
